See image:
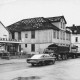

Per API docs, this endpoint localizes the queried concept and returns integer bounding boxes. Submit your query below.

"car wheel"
[40,61,45,66]
[50,60,55,64]
[31,63,35,66]
[52,60,55,64]
[36,63,40,66]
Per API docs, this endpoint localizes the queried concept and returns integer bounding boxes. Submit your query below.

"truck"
[43,44,80,60]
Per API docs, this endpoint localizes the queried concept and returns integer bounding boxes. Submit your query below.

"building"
[0,21,22,57]
[0,21,10,39]
[67,24,80,52]
[7,16,71,54]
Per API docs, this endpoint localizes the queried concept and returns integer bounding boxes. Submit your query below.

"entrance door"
[31,44,35,52]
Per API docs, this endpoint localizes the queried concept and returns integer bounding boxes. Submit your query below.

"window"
[61,22,63,28]
[19,45,21,51]
[25,44,27,47]
[53,31,56,38]
[31,44,35,52]
[57,31,59,39]
[75,37,78,42]
[66,33,68,40]
[12,32,14,39]
[18,32,21,40]
[25,34,28,38]
[60,31,62,40]
[63,23,65,29]
[63,32,65,40]
[31,31,35,39]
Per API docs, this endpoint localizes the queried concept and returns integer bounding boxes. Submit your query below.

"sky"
[0,0,80,27]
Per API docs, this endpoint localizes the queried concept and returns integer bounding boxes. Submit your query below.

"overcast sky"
[0,0,80,27]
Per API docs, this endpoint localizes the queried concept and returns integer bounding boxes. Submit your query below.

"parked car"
[27,54,56,66]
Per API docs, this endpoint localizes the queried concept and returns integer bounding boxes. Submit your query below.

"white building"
[0,21,22,55]
[7,16,71,54]
[67,25,80,52]
[0,21,10,39]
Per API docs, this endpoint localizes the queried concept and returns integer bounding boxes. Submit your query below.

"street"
[0,58,80,80]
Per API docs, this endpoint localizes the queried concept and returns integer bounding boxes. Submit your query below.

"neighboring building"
[7,16,71,54]
[0,21,22,55]
[0,21,10,40]
[67,24,80,52]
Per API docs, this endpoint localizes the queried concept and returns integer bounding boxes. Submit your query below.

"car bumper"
[27,59,40,64]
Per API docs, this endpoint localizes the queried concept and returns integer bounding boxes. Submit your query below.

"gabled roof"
[0,21,11,34]
[47,16,67,24]
[7,17,60,32]
[65,30,71,34]
[67,25,80,34]
[21,17,49,23]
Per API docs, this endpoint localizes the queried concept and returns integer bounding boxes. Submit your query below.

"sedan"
[27,54,56,66]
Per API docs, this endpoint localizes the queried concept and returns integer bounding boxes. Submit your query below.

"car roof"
[31,54,49,59]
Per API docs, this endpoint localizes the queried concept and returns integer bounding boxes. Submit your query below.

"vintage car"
[27,54,56,66]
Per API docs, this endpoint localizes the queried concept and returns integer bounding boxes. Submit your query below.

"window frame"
[25,44,27,48]
[25,34,28,38]
[53,30,56,39]
[31,44,35,52]
[57,31,59,39]
[18,32,21,40]
[63,32,65,40]
[75,37,78,42]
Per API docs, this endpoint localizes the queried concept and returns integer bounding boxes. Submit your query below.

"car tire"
[52,60,55,64]
[31,63,35,66]
[40,61,45,66]
[50,60,55,64]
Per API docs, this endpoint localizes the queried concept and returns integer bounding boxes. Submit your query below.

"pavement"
[0,58,26,65]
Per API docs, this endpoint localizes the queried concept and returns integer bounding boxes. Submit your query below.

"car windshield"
[31,54,44,59]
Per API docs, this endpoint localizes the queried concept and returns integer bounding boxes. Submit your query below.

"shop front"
[0,40,22,59]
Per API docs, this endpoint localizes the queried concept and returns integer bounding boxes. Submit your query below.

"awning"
[0,40,23,44]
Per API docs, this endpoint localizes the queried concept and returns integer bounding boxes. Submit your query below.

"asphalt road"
[0,58,80,80]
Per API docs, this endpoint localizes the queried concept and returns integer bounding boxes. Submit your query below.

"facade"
[7,16,71,54]
[0,21,22,56]
[67,25,80,52]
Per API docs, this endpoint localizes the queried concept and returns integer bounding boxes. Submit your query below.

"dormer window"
[63,23,65,29]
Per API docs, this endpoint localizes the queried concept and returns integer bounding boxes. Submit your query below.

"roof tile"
[7,17,62,32]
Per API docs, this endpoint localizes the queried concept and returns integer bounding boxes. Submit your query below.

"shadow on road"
[28,63,56,68]
[12,76,41,80]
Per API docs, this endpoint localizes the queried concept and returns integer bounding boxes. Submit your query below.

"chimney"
[73,24,75,27]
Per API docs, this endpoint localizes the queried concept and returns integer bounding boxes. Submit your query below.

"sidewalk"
[0,59,26,65]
